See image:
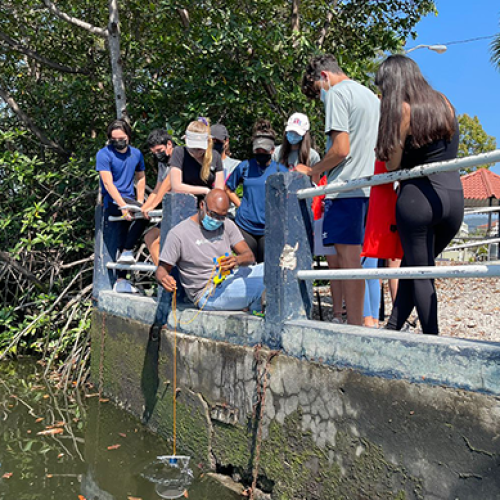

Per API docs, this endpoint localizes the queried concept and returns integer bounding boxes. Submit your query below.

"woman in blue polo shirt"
[225,119,288,263]
[96,119,147,293]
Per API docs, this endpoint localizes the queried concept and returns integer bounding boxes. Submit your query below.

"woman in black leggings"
[375,55,464,334]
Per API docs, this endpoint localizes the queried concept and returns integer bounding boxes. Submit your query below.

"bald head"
[205,189,230,212]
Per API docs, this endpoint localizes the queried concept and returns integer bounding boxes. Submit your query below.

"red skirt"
[361,161,404,260]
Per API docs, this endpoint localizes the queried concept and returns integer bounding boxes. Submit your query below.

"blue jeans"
[362,257,380,318]
[199,264,265,312]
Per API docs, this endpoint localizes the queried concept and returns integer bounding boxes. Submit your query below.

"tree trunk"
[108,0,128,121]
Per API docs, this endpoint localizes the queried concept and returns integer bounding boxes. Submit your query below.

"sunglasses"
[204,204,226,221]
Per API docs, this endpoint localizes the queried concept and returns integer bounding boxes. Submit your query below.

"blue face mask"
[286,131,303,145]
[201,213,223,231]
[320,76,331,103]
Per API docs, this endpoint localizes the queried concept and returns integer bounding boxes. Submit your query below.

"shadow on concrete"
[141,323,161,423]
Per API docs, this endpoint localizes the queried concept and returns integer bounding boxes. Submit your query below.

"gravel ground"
[312,262,500,342]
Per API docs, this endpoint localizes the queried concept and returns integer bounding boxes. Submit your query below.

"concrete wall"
[91,308,500,500]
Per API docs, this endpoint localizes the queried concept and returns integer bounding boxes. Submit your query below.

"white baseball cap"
[285,113,310,136]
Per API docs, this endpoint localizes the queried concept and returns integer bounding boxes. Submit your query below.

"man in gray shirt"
[156,189,264,312]
[141,129,174,265]
[301,54,380,326]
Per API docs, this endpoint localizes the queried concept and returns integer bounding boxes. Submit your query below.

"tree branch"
[291,0,300,35]
[0,29,87,74]
[0,251,45,291]
[317,1,338,49]
[41,0,108,38]
[177,8,190,30]
[0,84,69,157]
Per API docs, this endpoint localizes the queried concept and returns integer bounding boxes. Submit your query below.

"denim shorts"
[323,197,368,246]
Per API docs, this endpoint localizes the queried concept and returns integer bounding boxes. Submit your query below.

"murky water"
[0,360,240,500]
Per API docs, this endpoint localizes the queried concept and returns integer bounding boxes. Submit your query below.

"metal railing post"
[264,173,314,348]
[154,193,198,325]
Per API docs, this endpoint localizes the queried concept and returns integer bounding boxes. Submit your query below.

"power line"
[442,35,496,46]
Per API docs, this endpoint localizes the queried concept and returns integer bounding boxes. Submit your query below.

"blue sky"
[408,0,500,174]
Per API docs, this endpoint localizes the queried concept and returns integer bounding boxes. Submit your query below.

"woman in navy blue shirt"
[226,119,288,263]
[96,119,147,293]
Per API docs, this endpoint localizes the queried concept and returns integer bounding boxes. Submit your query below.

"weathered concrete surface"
[283,319,500,395]
[98,291,500,395]
[98,290,264,345]
[91,310,500,500]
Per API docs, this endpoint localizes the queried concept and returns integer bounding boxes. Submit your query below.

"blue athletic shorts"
[322,197,368,246]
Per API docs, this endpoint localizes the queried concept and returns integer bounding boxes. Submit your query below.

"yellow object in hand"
[213,253,231,285]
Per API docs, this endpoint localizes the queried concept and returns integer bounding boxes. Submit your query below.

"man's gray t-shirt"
[323,79,379,199]
[159,217,244,303]
[272,146,321,169]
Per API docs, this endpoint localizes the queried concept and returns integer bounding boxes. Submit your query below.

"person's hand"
[159,274,177,293]
[219,255,238,272]
[120,207,133,221]
[294,163,312,176]
[140,204,151,220]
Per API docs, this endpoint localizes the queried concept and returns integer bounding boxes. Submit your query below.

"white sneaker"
[117,250,136,264]
[113,279,139,294]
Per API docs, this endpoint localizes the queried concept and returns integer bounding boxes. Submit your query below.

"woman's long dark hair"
[375,55,456,162]
[279,131,312,167]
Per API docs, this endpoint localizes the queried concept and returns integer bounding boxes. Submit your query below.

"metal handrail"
[446,238,500,252]
[297,264,500,281]
[297,150,500,199]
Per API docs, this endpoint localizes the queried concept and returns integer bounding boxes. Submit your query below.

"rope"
[170,264,218,455]
[248,346,279,500]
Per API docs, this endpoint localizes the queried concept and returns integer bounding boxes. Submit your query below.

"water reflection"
[0,360,239,500]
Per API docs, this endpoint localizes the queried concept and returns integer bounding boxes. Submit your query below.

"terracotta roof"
[461,169,500,200]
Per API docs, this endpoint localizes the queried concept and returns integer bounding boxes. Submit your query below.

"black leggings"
[238,226,265,264]
[105,199,148,278]
[386,180,464,334]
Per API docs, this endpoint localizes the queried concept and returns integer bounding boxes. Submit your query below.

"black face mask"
[153,151,169,163]
[213,142,224,155]
[110,139,128,150]
[255,153,271,167]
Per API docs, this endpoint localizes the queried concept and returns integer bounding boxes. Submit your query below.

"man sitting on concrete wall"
[156,189,265,312]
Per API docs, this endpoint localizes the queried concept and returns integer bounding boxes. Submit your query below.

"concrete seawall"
[91,294,500,500]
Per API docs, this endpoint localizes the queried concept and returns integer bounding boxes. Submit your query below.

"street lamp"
[405,44,447,54]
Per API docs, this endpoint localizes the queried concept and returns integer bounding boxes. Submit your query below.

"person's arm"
[225,185,241,207]
[135,170,146,203]
[386,102,411,172]
[214,170,224,190]
[225,163,243,207]
[141,173,172,217]
[310,131,350,176]
[219,239,255,272]
[156,261,177,292]
[99,171,127,208]
[171,167,210,195]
